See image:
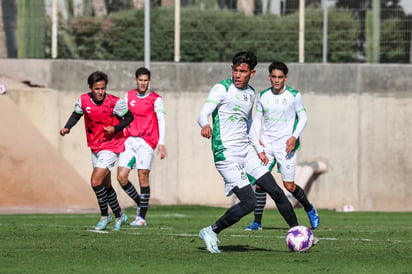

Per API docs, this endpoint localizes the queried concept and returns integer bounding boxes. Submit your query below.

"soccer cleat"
[112,213,128,231]
[199,226,221,253]
[307,204,320,229]
[312,236,320,246]
[94,215,112,231]
[130,216,147,227]
[245,221,263,231]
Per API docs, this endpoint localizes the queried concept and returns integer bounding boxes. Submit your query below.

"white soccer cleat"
[94,215,112,231]
[130,216,147,226]
[199,226,221,253]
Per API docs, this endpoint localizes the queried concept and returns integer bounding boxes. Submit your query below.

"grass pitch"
[0,205,411,273]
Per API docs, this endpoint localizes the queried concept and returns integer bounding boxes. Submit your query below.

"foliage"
[55,5,409,63]
[17,0,46,58]
[0,206,411,273]
[380,17,411,63]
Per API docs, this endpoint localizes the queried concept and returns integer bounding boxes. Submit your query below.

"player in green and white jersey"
[246,61,320,231]
[197,52,298,253]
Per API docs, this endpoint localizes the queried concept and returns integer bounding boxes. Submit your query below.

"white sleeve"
[197,83,225,128]
[292,93,308,138]
[73,97,83,114]
[114,98,129,117]
[249,98,264,153]
[154,97,166,145]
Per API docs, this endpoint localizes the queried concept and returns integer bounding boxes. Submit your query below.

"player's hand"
[157,144,168,159]
[104,126,115,135]
[286,136,297,154]
[200,125,212,139]
[258,152,269,165]
[60,128,70,136]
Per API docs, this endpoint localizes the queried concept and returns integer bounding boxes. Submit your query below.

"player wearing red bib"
[60,71,133,231]
[117,67,167,227]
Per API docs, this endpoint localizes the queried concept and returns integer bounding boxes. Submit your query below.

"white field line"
[83,229,412,243]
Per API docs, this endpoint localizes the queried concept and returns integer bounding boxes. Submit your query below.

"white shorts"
[214,145,269,196]
[91,150,119,171]
[264,141,296,182]
[215,159,250,197]
[118,136,154,170]
[244,145,270,184]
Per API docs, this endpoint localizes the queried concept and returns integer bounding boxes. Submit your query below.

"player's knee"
[283,182,296,192]
[242,197,256,213]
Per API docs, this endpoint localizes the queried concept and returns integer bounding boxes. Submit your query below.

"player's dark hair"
[232,51,257,70]
[87,71,108,88]
[135,67,151,79]
[268,61,288,75]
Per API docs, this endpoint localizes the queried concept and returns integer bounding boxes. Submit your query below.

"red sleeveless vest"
[125,90,160,149]
[80,93,125,153]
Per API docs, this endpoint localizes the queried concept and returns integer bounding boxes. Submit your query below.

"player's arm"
[249,98,265,154]
[286,93,308,153]
[113,110,133,133]
[154,97,167,159]
[197,84,224,139]
[292,92,308,139]
[60,98,83,136]
[105,98,133,135]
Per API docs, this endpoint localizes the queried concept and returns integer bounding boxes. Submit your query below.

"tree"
[91,0,107,17]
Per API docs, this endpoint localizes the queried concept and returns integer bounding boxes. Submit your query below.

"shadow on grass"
[198,245,286,253]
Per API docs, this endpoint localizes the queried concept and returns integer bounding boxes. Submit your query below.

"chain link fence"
[1,0,411,63]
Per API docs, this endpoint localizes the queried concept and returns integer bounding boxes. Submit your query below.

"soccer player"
[117,67,167,226]
[60,71,133,231]
[245,61,320,231]
[197,51,299,253]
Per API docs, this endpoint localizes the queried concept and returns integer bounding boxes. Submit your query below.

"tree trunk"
[73,0,84,16]
[130,0,144,9]
[0,2,7,58]
[237,0,254,16]
[91,0,107,17]
[0,0,17,57]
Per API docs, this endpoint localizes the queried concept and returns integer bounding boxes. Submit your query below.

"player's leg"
[91,170,112,230]
[199,160,254,253]
[131,138,154,226]
[245,186,265,230]
[95,150,127,230]
[245,153,276,230]
[255,172,299,228]
[277,150,320,229]
[135,169,150,225]
[117,137,141,208]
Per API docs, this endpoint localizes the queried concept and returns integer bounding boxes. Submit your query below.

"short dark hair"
[135,67,151,79]
[268,61,288,75]
[87,71,108,88]
[232,51,257,70]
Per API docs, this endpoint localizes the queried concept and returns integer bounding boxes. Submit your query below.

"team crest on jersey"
[86,106,92,113]
[130,100,136,107]
[240,171,247,180]
[282,98,288,105]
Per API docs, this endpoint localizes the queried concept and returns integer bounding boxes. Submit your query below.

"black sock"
[106,187,122,218]
[139,186,150,219]
[122,181,140,206]
[292,185,313,212]
[255,172,298,227]
[212,185,256,234]
[92,185,109,216]
[254,187,267,224]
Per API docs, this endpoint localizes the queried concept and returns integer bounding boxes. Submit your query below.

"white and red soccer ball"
[285,225,314,252]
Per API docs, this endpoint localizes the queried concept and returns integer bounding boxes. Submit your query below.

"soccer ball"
[285,225,314,252]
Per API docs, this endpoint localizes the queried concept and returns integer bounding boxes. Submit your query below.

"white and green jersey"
[198,78,256,162]
[251,86,307,153]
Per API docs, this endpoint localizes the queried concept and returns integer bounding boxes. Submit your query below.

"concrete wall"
[1,59,411,211]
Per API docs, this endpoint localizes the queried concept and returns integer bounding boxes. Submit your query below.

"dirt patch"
[0,93,97,214]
